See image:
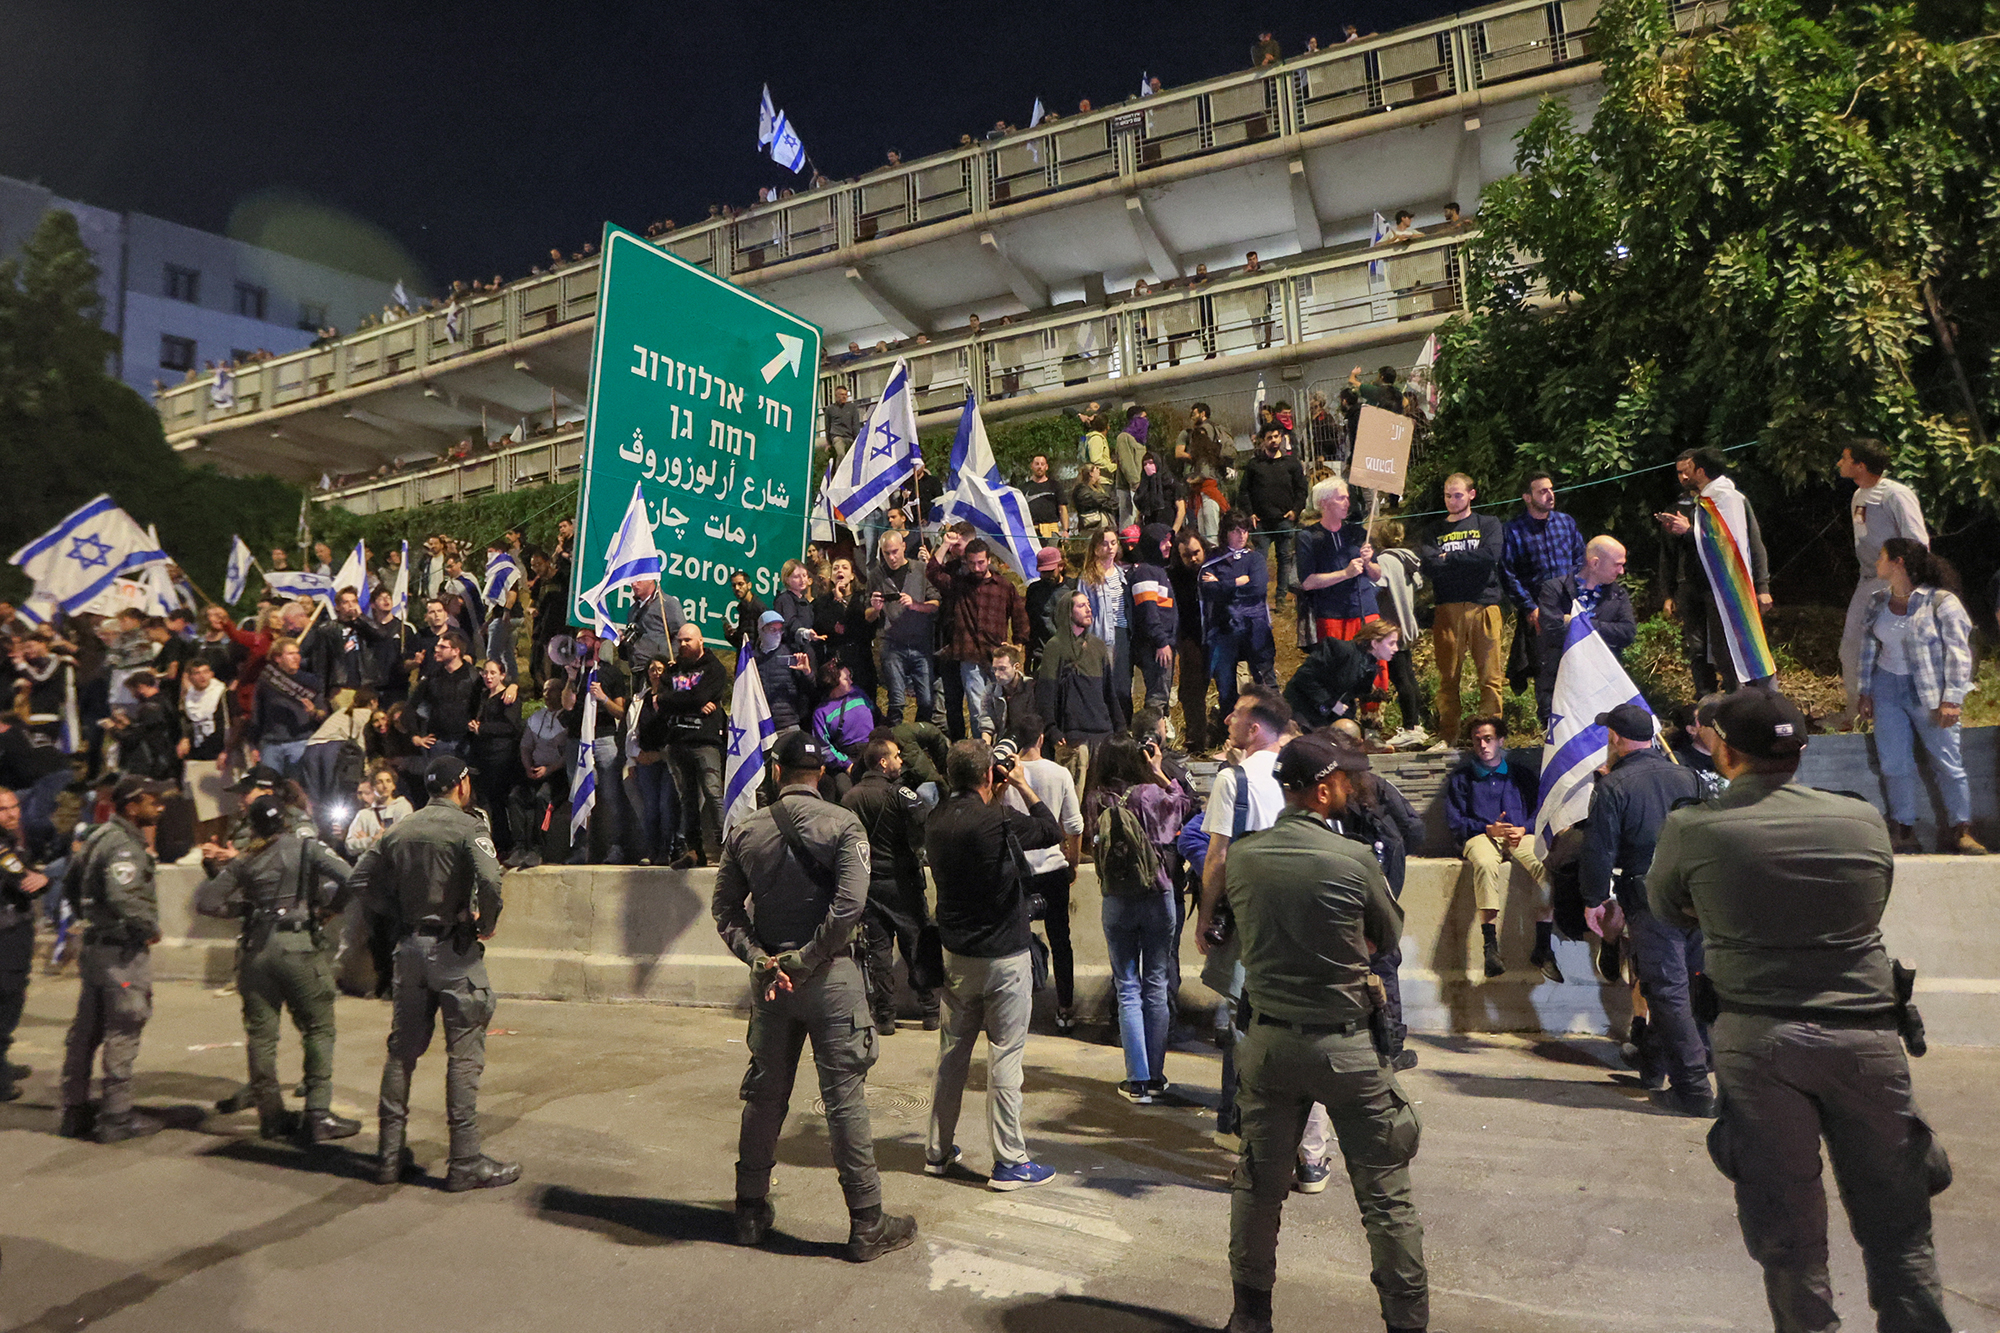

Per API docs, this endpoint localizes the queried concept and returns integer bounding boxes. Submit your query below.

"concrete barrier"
[149,850,2000,1045]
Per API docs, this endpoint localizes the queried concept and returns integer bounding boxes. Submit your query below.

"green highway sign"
[571,223,822,645]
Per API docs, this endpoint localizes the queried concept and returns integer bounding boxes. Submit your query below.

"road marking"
[925,1183,1131,1300]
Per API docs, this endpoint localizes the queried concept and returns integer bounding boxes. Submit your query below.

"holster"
[1892,960,1928,1058]
[1690,971,1720,1026]
[1364,973,1393,1060]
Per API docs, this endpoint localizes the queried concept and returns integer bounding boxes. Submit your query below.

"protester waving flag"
[333,540,369,601]
[9,495,169,615]
[210,366,235,410]
[721,646,776,838]
[569,662,600,845]
[769,111,807,173]
[582,482,664,643]
[482,549,522,607]
[224,535,253,605]
[1534,603,1653,857]
[821,361,920,536]
[390,541,410,619]
[265,570,335,605]
[940,394,1042,579]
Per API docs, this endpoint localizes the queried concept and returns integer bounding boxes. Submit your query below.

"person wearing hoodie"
[1113,405,1150,528]
[1128,525,1180,714]
[1133,452,1185,531]
[1037,591,1119,793]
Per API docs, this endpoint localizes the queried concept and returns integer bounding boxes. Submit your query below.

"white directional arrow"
[760,332,805,383]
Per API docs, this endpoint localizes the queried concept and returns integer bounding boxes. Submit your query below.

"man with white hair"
[1534,535,1636,724]
[1293,477,1381,644]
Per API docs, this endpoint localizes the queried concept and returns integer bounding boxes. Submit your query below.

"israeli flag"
[941,395,1042,579]
[139,561,179,618]
[333,540,369,602]
[482,550,522,606]
[582,483,664,643]
[821,361,920,531]
[569,663,600,844]
[444,300,462,342]
[393,280,411,308]
[390,541,410,619]
[722,644,776,838]
[210,366,235,410]
[1533,603,1652,857]
[224,535,253,604]
[757,84,778,147]
[8,495,169,615]
[808,457,839,545]
[1368,211,1389,280]
[265,569,336,606]
[1139,72,1153,97]
[17,591,59,627]
[1030,98,1046,128]
[769,110,807,173]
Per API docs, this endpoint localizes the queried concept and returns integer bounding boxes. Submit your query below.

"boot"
[296,1110,362,1144]
[733,1197,775,1246]
[1888,822,1921,855]
[214,1083,255,1114]
[375,1145,418,1186]
[1595,935,1622,983]
[94,1109,165,1143]
[1947,824,1989,856]
[257,1096,299,1141]
[1390,1024,1418,1072]
[58,1104,97,1139]
[1481,936,1505,979]
[846,1207,918,1262]
[1225,1280,1275,1333]
[445,1154,522,1192]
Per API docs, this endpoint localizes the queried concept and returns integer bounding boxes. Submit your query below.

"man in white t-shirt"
[1001,724,1086,1032]
[1831,438,1928,730]
[1194,685,1291,1147]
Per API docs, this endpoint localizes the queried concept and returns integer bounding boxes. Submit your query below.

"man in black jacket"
[656,625,728,868]
[402,633,480,762]
[923,740,1065,1189]
[1241,426,1308,599]
[842,737,938,1032]
[1419,473,1505,745]
[1535,536,1637,723]
[1035,592,1118,795]
[1128,524,1180,712]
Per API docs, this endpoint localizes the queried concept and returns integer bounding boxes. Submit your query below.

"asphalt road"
[3,976,1996,1333]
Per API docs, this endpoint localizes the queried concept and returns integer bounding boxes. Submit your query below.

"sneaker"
[669,850,700,871]
[1054,1008,1076,1035]
[988,1159,1056,1191]
[1386,727,1429,751]
[873,1014,899,1035]
[924,1145,964,1177]
[1948,824,1990,856]
[1116,1080,1154,1105]
[173,846,205,866]
[518,851,543,869]
[1650,1087,1718,1118]
[1292,1160,1331,1194]
[1530,944,1565,985]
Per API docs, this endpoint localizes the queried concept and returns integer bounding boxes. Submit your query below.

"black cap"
[245,794,287,838]
[227,764,283,794]
[112,775,173,805]
[1274,733,1368,790]
[1711,688,1809,761]
[1595,703,1655,743]
[773,730,826,771]
[424,754,470,795]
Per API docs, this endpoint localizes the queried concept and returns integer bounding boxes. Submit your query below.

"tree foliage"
[0,211,303,601]
[1433,0,2000,526]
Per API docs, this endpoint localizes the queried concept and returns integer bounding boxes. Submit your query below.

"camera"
[1140,735,1160,757]
[991,737,1019,778]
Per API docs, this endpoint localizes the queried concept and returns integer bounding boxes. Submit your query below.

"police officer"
[1649,689,1953,1332]
[0,786,52,1102]
[841,734,940,1032]
[712,731,917,1263]
[348,754,517,1191]
[194,795,361,1143]
[59,776,173,1143]
[1577,702,1709,1113]
[1222,735,1426,1333]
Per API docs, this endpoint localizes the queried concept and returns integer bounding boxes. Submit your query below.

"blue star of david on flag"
[68,533,113,570]
[9,495,167,614]
[722,644,775,837]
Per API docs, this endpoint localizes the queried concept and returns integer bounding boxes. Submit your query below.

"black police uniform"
[841,767,939,1029]
[0,825,48,1100]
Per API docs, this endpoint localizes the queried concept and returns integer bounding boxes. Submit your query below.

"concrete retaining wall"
[149,852,2000,1045]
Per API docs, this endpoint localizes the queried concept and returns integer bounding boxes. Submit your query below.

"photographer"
[923,739,1066,1190]
[997,724,1084,1035]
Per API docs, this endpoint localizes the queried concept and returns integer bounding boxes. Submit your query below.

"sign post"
[572,224,822,646]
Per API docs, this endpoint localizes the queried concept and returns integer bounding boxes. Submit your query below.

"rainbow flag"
[1693,480,1776,683]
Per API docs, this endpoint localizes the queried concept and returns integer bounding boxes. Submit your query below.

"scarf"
[183,678,226,747]
[1127,415,1150,447]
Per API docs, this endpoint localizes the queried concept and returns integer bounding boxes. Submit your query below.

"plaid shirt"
[1858,585,1977,709]
[928,556,1028,663]
[1501,510,1585,611]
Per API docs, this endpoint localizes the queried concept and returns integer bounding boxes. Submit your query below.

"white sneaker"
[1386,727,1429,751]
[173,847,205,866]
[1423,739,1454,754]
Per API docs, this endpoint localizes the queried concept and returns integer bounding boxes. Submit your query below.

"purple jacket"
[811,692,878,771]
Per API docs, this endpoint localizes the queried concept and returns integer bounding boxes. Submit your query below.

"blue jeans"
[569,736,625,861]
[1252,518,1298,594]
[1628,906,1710,1094]
[15,769,73,850]
[1870,669,1971,826]
[632,760,679,862]
[960,660,999,738]
[1103,890,1176,1084]
[880,643,933,721]
[260,738,309,778]
[1207,616,1276,721]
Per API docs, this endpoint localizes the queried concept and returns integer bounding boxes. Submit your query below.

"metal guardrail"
[820,232,1472,416]
[325,428,586,514]
[157,0,1635,442]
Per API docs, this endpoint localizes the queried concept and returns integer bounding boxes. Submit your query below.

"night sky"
[1,0,1463,290]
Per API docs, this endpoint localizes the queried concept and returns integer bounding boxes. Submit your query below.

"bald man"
[1535,536,1636,724]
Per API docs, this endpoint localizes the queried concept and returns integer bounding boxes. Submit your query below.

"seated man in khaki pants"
[1442,716,1561,982]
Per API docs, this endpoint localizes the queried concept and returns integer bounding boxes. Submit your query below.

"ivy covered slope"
[0,212,301,599]
[1430,0,2000,522]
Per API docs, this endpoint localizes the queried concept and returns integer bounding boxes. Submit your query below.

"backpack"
[1095,790,1163,897]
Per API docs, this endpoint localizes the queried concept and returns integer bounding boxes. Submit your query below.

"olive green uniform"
[1225,806,1426,1329]
[348,802,503,1167]
[59,817,158,1119]
[1649,775,1952,1333]
[194,833,354,1115]
[712,783,880,1211]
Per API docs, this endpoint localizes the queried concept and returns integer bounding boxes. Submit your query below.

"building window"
[298,301,327,331]
[165,265,200,303]
[235,282,267,319]
[159,335,196,370]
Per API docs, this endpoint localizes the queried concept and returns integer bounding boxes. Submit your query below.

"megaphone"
[545,634,581,669]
